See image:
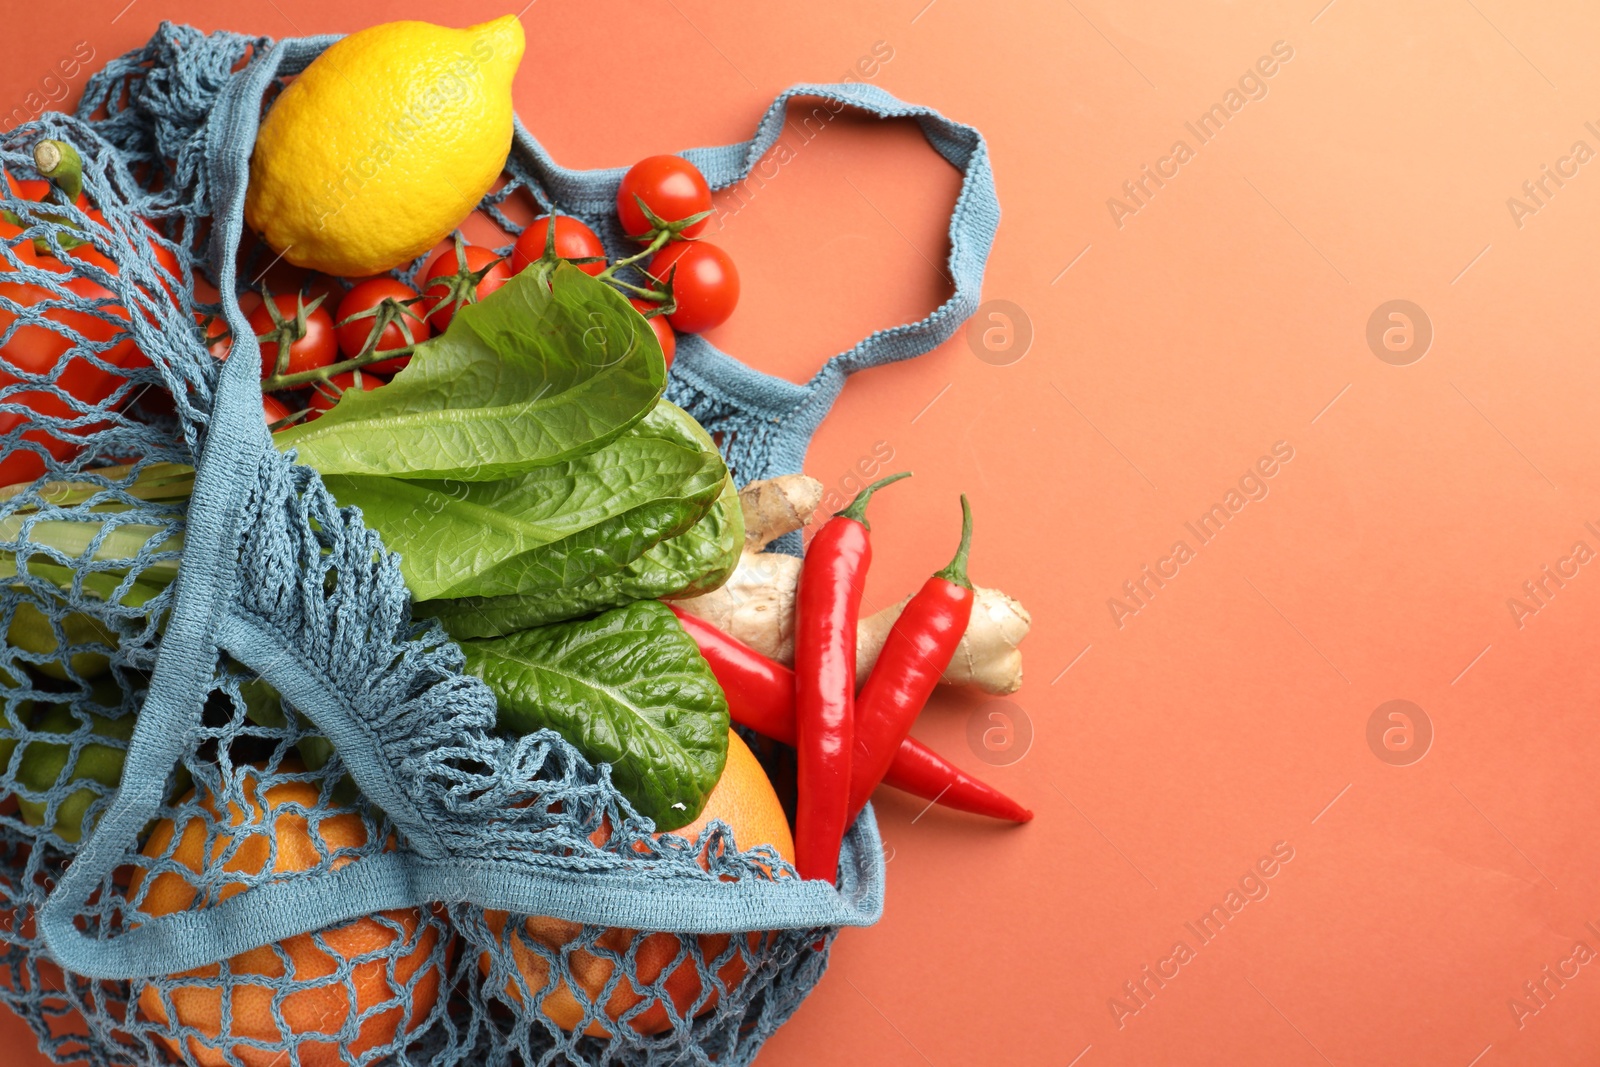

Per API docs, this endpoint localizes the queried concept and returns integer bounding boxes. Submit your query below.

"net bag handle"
[510,81,1000,481]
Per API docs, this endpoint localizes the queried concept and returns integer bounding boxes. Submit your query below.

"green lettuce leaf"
[273,262,665,482]
[429,471,742,637]
[324,402,727,601]
[459,600,729,830]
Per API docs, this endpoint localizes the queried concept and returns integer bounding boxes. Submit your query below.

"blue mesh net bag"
[0,21,997,1067]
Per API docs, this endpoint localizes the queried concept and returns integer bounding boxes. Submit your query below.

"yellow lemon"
[245,17,525,277]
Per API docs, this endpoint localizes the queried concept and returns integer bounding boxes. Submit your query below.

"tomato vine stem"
[260,343,409,392]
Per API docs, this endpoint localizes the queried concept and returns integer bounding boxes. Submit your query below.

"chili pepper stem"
[933,495,974,589]
[834,471,911,527]
[33,140,84,204]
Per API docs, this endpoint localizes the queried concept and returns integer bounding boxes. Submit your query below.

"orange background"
[6,1,1600,1064]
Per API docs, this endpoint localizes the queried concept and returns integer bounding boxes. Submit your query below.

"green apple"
[0,664,32,787]
[15,694,133,843]
[7,602,114,681]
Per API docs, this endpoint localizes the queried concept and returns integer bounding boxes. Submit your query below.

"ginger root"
[671,475,818,660]
[674,474,1031,695]
[857,586,1031,695]
[675,549,802,663]
[739,474,823,551]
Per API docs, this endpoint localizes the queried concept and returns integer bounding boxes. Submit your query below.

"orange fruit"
[130,765,445,1067]
[669,728,796,868]
[482,729,793,1036]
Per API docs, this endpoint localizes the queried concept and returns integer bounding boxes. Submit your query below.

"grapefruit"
[131,765,444,1067]
[481,729,793,1036]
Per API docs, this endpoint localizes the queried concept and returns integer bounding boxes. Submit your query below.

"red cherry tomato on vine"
[511,216,606,276]
[421,244,510,332]
[201,314,232,361]
[648,242,739,334]
[305,371,384,419]
[202,293,264,363]
[628,298,676,370]
[261,393,292,429]
[249,294,337,379]
[616,156,713,241]
[335,278,429,375]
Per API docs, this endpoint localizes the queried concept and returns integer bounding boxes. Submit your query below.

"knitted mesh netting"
[0,22,996,1067]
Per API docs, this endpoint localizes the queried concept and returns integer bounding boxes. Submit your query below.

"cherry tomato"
[628,298,676,370]
[305,371,384,419]
[511,216,606,276]
[616,156,713,241]
[249,294,337,379]
[648,242,739,333]
[421,244,511,332]
[200,293,265,363]
[261,393,292,429]
[201,314,232,360]
[334,278,429,375]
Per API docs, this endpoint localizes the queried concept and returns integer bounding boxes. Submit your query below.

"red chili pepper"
[670,605,1030,823]
[672,608,797,741]
[878,741,1031,822]
[793,471,909,881]
[846,496,974,821]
